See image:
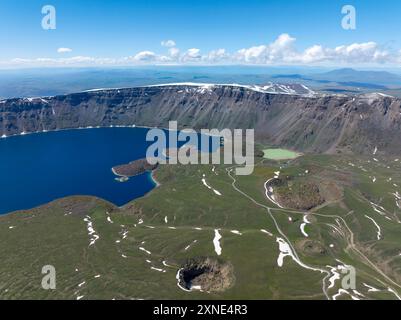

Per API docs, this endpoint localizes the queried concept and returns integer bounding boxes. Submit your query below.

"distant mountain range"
[1,67,401,99]
[272,68,401,93]
[314,68,401,85]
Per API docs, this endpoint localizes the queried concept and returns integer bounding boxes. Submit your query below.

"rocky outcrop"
[178,257,235,292]
[271,178,325,211]
[112,158,158,177]
[1,84,401,155]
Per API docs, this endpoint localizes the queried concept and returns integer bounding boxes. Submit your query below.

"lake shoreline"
[0,127,157,216]
[111,165,161,189]
[150,169,161,188]
[0,123,223,140]
[0,125,220,216]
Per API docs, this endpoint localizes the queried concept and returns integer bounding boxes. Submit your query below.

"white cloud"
[235,34,297,63]
[301,45,327,63]
[161,40,176,48]
[132,51,157,61]
[168,47,180,59]
[57,47,73,53]
[3,34,401,68]
[205,49,228,63]
[182,48,201,61]
[332,42,389,63]
[234,34,391,65]
[236,45,266,63]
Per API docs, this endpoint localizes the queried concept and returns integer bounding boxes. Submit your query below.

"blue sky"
[1,0,401,67]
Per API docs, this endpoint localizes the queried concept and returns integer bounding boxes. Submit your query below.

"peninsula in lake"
[112,158,159,178]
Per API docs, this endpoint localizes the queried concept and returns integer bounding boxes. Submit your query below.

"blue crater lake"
[0,127,220,215]
[0,127,159,215]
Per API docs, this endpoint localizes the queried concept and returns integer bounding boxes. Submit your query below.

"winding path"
[225,164,401,300]
[225,166,331,300]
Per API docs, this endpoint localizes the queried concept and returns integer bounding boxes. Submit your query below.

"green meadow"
[0,151,400,300]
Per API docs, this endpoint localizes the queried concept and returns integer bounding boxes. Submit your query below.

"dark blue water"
[0,127,220,215]
[0,127,158,214]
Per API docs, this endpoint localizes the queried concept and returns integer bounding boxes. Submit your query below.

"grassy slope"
[0,153,400,300]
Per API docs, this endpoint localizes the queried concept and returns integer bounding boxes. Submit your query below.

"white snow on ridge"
[264,178,284,208]
[57,81,322,98]
[300,84,316,96]
[332,289,360,300]
[184,240,198,251]
[376,92,394,98]
[201,174,222,196]
[121,229,129,240]
[359,92,394,104]
[370,201,389,219]
[300,215,311,237]
[24,97,49,104]
[327,262,358,296]
[365,215,382,240]
[213,229,222,256]
[151,267,166,273]
[392,192,401,209]
[276,238,294,267]
[106,212,113,224]
[84,87,123,92]
[146,82,317,97]
[388,287,401,300]
[176,269,191,292]
[363,283,380,292]
[300,223,309,237]
[139,247,152,255]
[327,266,341,289]
[275,237,328,276]
[83,216,99,247]
[261,229,273,237]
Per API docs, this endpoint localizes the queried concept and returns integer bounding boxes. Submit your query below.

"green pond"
[263,148,301,160]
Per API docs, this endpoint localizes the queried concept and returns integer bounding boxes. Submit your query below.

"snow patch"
[151,267,166,273]
[365,215,382,240]
[139,247,152,255]
[83,216,99,247]
[261,229,273,236]
[213,229,222,256]
[363,283,380,292]
[201,174,222,196]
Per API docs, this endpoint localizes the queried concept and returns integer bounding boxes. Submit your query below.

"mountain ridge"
[1,83,400,155]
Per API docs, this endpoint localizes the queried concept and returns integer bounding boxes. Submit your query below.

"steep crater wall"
[1,85,401,155]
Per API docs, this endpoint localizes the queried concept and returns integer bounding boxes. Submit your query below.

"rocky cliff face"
[1,84,400,155]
